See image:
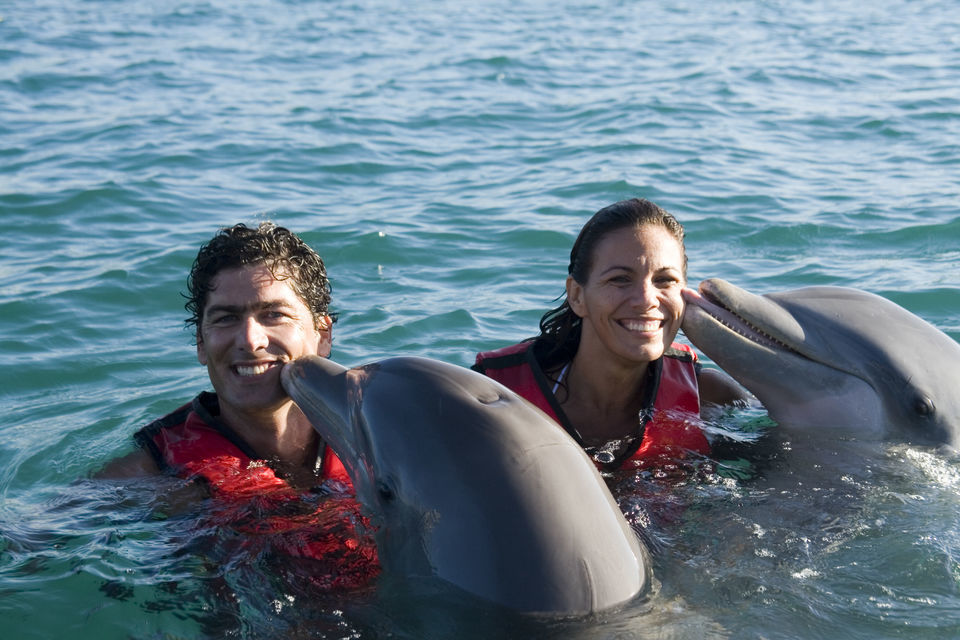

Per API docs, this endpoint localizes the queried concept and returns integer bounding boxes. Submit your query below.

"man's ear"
[566,276,586,318]
[315,315,333,357]
[196,332,207,365]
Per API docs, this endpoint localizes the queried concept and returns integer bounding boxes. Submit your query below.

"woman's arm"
[697,367,753,408]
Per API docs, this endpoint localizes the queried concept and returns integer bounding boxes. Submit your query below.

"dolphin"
[281,355,650,615]
[681,278,960,445]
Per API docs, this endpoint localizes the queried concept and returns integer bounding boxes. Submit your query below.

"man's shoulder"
[134,392,217,442]
[134,401,194,440]
[96,393,213,479]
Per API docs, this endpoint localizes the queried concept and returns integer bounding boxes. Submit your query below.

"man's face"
[197,264,331,422]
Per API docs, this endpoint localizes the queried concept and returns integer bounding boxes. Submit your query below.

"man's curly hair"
[185,222,335,333]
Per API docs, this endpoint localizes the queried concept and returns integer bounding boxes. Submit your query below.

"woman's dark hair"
[536,198,687,370]
[185,222,335,333]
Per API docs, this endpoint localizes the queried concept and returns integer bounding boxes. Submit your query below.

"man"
[98,222,377,590]
[99,221,349,490]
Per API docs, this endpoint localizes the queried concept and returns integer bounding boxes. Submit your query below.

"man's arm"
[94,448,161,478]
[93,448,208,509]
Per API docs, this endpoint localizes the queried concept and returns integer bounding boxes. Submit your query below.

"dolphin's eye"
[376,480,395,503]
[914,396,935,417]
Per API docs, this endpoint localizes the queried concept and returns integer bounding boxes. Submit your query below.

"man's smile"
[233,360,283,377]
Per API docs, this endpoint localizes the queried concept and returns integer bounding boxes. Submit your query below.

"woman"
[473,198,747,471]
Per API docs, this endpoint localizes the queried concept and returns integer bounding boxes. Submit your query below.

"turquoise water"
[2,0,960,637]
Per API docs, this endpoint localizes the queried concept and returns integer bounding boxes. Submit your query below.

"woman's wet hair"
[185,221,335,333]
[536,198,687,370]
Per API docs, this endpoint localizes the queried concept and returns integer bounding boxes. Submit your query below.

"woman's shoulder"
[664,342,697,362]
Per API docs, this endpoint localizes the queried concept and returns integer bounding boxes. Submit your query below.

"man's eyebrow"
[204,300,295,315]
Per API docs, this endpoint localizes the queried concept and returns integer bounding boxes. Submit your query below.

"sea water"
[2,0,959,638]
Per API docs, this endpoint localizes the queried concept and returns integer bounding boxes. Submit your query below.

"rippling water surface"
[2,1,960,638]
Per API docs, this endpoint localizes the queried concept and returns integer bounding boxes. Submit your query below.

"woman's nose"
[629,280,658,308]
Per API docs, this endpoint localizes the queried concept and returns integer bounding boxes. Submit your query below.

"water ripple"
[3,0,960,637]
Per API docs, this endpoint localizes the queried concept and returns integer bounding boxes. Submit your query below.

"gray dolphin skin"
[281,355,650,615]
[682,278,960,445]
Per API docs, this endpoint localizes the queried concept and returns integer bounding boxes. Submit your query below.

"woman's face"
[567,224,686,368]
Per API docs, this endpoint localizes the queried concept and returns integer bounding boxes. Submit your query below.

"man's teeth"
[236,363,275,376]
[623,320,661,332]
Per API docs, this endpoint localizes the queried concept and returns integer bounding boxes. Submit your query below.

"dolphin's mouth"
[687,285,802,355]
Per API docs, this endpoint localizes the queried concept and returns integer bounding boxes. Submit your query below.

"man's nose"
[238,316,269,351]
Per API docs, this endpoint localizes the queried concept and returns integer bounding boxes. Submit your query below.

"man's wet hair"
[185,222,335,333]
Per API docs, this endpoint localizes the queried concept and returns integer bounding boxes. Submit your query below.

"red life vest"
[137,394,352,490]
[135,393,378,590]
[473,341,710,470]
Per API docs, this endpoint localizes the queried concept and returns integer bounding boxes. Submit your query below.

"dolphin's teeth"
[717,312,796,353]
[694,288,797,353]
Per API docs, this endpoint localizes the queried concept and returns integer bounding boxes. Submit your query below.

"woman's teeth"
[622,319,661,332]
